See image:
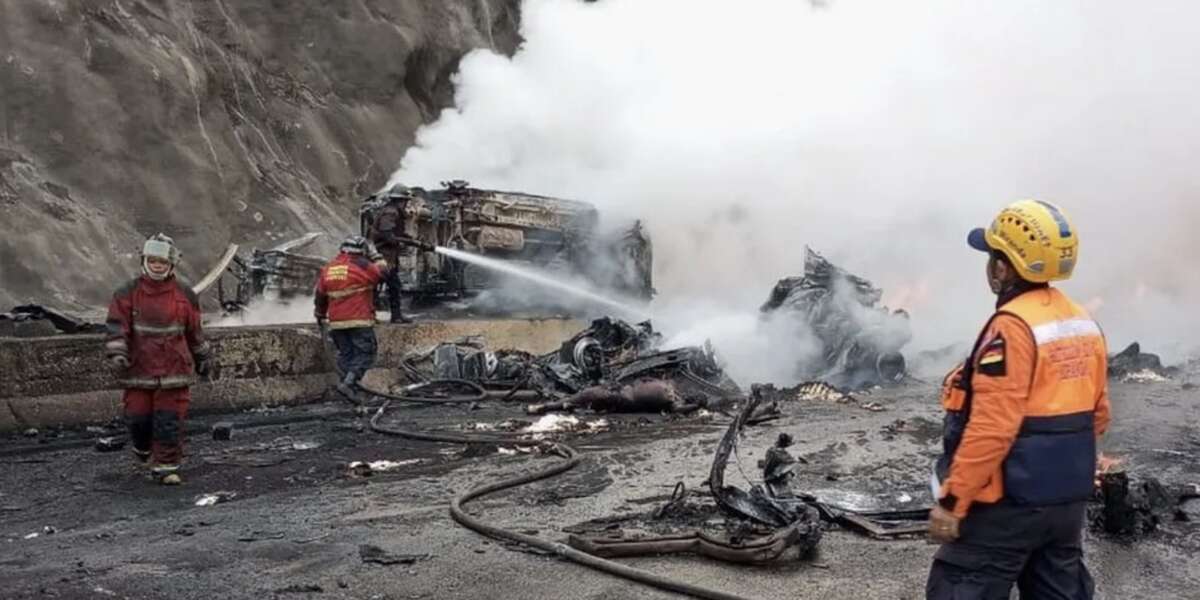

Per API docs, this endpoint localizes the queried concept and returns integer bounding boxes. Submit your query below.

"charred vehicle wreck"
[761,247,912,389]
[382,317,739,414]
[360,181,654,309]
[211,181,654,317]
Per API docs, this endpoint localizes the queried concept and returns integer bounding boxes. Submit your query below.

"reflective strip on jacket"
[937,287,1110,518]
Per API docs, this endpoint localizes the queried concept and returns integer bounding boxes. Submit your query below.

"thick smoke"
[389,0,1200,380]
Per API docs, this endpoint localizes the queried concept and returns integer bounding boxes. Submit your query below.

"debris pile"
[217,234,326,313]
[0,305,103,337]
[760,248,911,389]
[1091,471,1177,535]
[564,384,936,567]
[1108,342,1179,382]
[395,317,739,414]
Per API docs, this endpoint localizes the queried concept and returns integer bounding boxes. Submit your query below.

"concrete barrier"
[0,319,582,431]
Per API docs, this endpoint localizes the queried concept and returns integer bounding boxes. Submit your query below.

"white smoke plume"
[389,0,1200,380]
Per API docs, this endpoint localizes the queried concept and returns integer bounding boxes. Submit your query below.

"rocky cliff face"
[0,0,520,309]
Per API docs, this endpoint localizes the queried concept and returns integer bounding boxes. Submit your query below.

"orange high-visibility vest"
[938,287,1108,508]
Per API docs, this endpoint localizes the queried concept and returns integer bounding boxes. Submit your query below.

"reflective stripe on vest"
[1030,318,1101,346]
[120,374,196,389]
[134,323,186,336]
[328,319,375,330]
[325,285,372,300]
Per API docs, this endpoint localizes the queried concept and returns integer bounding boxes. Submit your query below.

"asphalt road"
[1,371,1197,600]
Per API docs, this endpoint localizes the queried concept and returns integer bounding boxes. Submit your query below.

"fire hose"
[367,399,758,600]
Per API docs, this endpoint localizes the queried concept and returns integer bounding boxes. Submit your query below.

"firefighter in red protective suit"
[314,235,389,402]
[105,233,211,485]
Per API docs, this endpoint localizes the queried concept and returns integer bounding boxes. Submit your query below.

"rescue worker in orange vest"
[105,233,211,485]
[314,235,389,402]
[927,200,1110,599]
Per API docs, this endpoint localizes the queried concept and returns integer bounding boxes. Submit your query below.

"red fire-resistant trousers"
[123,387,190,466]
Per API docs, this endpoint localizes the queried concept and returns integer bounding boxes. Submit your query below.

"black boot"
[335,372,363,404]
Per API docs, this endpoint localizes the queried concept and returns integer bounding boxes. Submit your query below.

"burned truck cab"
[360,180,653,308]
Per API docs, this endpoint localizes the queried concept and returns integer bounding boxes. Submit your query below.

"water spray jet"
[433,246,651,321]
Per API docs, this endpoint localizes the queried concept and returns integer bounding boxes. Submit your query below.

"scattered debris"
[195,491,237,507]
[760,248,911,389]
[526,414,582,433]
[1122,369,1170,384]
[523,414,583,434]
[526,379,713,416]
[93,437,126,452]
[396,318,739,412]
[275,584,324,594]
[1091,471,1175,535]
[211,422,235,441]
[709,387,823,531]
[347,459,423,477]
[237,531,286,542]
[23,525,56,540]
[793,381,854,403]
[358,544,430,566]
[1108,342,1179,381]
[0,304,104,337]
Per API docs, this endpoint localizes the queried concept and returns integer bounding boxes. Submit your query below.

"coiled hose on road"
[367,398,758,600]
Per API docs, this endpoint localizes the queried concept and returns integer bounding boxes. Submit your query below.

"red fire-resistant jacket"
[105,276,208,389]
[314,252,386,329]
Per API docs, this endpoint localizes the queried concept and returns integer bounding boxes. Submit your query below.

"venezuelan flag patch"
[977,334,1006,376]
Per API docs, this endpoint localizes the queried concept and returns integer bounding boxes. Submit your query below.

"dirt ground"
[1,369,1198,600]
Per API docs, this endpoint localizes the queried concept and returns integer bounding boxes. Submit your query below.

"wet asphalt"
[1,369,1198,600]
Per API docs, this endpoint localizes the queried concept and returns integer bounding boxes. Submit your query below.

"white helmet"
[141,233,180,280]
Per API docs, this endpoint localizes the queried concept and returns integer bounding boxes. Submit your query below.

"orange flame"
[1094,453,1124,488]
[1097,453,1123,474]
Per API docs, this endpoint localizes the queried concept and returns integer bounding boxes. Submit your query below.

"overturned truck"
[361,180,654,306]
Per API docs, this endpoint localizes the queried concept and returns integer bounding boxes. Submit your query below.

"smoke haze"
[389,0,1200,380]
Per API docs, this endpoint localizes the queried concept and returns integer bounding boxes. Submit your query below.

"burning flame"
[883,279,932,313]
[1097,453,1123,474]
[1094,452,1123,487]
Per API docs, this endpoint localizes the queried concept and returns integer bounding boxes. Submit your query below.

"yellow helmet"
[967,200,1078,283]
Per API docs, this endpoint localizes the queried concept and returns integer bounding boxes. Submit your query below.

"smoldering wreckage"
[2,188,1197,599]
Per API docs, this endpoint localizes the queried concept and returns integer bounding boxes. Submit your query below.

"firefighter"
[927,200,1111,599]
[105,233,211,485]
[365,184,433,324]
[314,235,389,401]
